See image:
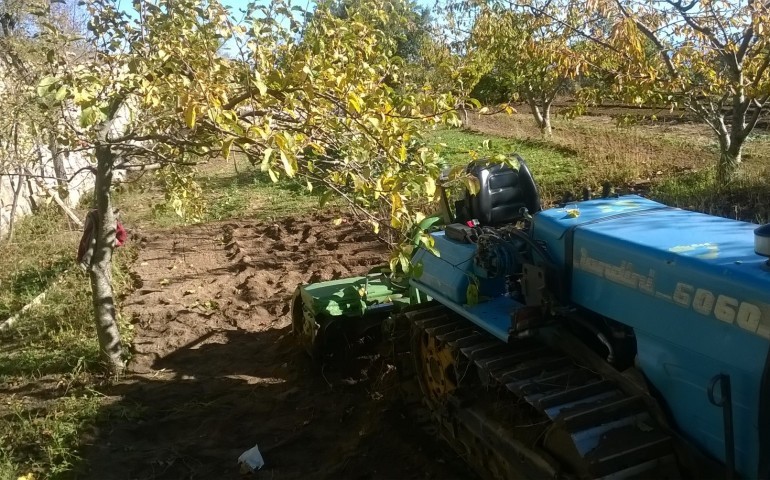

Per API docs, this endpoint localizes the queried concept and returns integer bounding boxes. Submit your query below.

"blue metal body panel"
[543,196,770,478]
[410,194,770,478]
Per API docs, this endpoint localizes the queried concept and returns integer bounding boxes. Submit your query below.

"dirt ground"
[81,213,474,480]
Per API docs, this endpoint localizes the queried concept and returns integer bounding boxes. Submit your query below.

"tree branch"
[615,0,678,79]
[743,94,770,137]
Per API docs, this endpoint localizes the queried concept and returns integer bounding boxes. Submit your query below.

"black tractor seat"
[455,155,541,226]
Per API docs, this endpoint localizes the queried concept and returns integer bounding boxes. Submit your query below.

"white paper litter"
[238,444,265,473]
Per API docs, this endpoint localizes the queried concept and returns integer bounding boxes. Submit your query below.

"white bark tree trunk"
[527,97,552,136]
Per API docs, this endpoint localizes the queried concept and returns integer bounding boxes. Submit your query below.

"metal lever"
[708,373,735,480]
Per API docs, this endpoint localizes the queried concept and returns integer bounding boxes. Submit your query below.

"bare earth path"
[81,213,472,479]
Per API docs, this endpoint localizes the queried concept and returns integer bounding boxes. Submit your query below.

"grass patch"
[199,166,323,222]
[428,128,584,204]
[652,168,770,223]
[115,158,330,228]
[462,113,770,222]
[0,206,137,479]
[1,393,102,480]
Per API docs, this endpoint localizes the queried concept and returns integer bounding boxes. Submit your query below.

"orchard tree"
[40,0,465,373]
[473,1,591,135]
[576,0,770,183]
[330,0,431,62]
[405,1,496,126]
[0,0,86,236]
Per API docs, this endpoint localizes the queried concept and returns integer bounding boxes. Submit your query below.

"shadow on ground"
[78,214,473,480]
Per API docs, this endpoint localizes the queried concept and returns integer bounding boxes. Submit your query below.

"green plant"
[0,207,137,478]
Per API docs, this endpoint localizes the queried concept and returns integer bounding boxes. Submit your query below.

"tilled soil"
[82,213,473,480]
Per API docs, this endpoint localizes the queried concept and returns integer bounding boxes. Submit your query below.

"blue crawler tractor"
[292,156,770,479]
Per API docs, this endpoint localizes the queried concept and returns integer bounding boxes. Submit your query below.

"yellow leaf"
[399,253,410,273]
[465,176,480,196]
[424,176,436,197]
[184,102,197,129]
[222,138,234,160]
[261,148,273,172]
[254,72,267,96]
[333,218,343,226]
[391,192,404,212]
[389,254,399,273]
[348,92,362,114]
[280,151,296,177]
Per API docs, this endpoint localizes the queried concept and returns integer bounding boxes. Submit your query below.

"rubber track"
[392,304,682,480]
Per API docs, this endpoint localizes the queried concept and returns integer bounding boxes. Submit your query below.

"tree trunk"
[49,130,67,192]
[541,102,552,136]
[459,105,470,128]
[89,143,124,373]
[717,140,742,186]
[7,167,24,240]
[527,97,552,136]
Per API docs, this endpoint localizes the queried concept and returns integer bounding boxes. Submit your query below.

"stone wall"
[0,146,96,238]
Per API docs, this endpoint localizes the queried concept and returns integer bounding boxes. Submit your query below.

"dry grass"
[0,207,138,479]
[465,112,770,222]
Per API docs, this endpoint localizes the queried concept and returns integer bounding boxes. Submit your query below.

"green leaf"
[36,76,58,97]
[79,106,99,128]
[412,261,424,278]
[417,215,442,232]
[466,283,479,306]
[54,86,68,102]
[319,190,333,208]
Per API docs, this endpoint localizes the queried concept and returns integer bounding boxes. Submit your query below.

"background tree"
[572,0,770,183]
[402,1,496,127]
[41,0,464,372]
[0,0,86,237]
[472,1,592,135]
[330,0,431,62]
